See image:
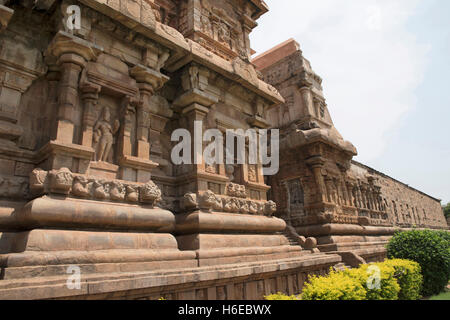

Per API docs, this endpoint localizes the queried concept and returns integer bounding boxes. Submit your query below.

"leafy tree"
[443,203,450,219]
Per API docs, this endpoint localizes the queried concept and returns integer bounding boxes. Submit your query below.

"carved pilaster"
[306,156,326,203]
[346,181,355,207]
[80,83,100,148]
[130,64,170,160]
[46,32,102,144]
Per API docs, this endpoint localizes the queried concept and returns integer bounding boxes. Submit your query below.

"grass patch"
[429,291,450,300]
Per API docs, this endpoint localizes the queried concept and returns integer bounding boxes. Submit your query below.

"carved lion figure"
[264,200,277,217]
[140,181,162,205]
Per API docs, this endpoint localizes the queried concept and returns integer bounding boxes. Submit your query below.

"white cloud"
[251,0,430,161]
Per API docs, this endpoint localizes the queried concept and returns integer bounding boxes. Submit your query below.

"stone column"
[346,182,355,207]
[119,96,137,158]
[136,83,152,159]
[80,83,100,148]
[360,185,367,209]
[241,4,257,59]
[299,85,314,116]
[306,156,327,203]
[173,63,219,179]
[183,104,209,175]
[46,32,102,144]
[325,177,333,203]
[130,65,170,159]
[335,178,343,205]
[341,179,349,206]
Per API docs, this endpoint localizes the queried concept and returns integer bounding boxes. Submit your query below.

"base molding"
[0,253,342,300]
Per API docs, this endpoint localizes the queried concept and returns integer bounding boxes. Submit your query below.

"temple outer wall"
[351,161,447,229]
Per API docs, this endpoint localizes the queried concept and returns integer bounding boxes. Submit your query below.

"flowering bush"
[264,259,423,300]
[301,270,367,300]
[264,293,300,300]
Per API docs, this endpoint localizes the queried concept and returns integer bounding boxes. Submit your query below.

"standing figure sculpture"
[93,107,120,162]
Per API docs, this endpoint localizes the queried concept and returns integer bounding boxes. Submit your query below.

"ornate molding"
[30,167,162,207]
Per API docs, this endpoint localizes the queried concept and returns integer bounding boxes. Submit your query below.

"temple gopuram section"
[253,39,448,264]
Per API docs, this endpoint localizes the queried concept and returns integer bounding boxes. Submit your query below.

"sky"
[250,0,450,204]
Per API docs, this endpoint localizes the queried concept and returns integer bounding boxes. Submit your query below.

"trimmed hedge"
[386,229,450,296]
[265,259,423,300]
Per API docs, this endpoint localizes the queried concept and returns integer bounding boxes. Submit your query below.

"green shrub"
[443,203,450,219]
[301,270,367,300]
[343,263,400,300]
[264,293,300,300]
[387,229,450,296]
[265,259,424,300]
[435,230,450,244]
[382,259,423,300]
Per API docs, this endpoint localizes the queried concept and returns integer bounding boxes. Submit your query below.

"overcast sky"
[251,0,450,204]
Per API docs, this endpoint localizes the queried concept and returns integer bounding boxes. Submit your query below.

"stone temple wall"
[253,38,448,260]
[0,1,446,300]
[351,161,447,229]
[0,0,344,300]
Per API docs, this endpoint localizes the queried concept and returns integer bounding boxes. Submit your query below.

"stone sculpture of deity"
[93,107,120,162]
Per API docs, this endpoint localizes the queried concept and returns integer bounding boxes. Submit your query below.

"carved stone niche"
[79,54,159,182]
[0,6,47,149]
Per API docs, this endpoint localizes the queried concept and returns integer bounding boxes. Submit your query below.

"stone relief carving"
[93,180,109,200]
[181,64,203,92]
[49,167,73,195]
[0,175,29,199]
[226,183,246,198]
[199,190,217,211]
[72,176,91,198]
[126,185,139,203]
[181,191,277,217]
[205,164,218,174]
[30,168,48,194]
[93,107,120,162]
[192,2,252,60]
[30,168,162,206]
[110,181,126,201]
[140,181,162,205]
[287,179,305,216]
[200,10,213,36]
[182,193,198,210]
[248,165,257,182]
[264,201,277,217]
[156,48,170,72]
